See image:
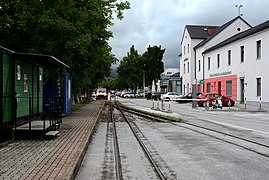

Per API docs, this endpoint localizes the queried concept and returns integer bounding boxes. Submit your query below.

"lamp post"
[202,53,205,93]
[143,64,146,98]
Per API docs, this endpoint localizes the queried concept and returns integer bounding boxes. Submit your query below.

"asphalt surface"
[0,101,103,180]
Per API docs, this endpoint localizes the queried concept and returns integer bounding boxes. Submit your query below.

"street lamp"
[143,64,146,98]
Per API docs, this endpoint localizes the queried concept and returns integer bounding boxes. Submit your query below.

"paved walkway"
[0,101,104,180]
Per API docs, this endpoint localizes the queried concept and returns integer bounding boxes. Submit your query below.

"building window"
[187,83,189,93]
[198,60,201,72]
[206,82,211,93]
[184,46,186,55]
[226,80,232,96]
[217,54,220,68]
[183,63,185,74]
[228,50,231,66]
[187,44,189,53]
[257,77,261,96]
[208,57,211,70]
[257,40,261,59]
[187,62,189,73]
[240,45,244,62]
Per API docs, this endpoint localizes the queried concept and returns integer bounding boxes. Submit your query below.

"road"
[116,97,269,136]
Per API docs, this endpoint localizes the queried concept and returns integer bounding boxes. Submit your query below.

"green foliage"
[116,100,185,122]
[72,102,86,112]
[143,45,165,86]
[117,45,165,90]
[0,0,130,97]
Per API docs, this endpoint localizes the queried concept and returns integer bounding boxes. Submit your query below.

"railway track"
[117,103,269,158]
[111,101,168,179]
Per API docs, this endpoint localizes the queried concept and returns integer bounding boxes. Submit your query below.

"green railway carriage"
[0,46,69,143]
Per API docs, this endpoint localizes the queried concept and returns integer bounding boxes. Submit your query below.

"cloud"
[109,0,269,69]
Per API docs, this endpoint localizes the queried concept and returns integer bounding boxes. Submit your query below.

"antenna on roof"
[235,4,243,16]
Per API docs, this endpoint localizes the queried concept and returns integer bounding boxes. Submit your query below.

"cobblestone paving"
[0,101,103,180]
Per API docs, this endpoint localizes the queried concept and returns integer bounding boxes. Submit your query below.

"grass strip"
[115,101,185,123]
[72,103,87,111]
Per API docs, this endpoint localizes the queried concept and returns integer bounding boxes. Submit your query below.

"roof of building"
[0,46,14,54]
[180,25,219,44]
[203,19,269,54]
[0,46,69,68]
[171,72,180,77]
[186,25,220,39]
[194,16,252,49]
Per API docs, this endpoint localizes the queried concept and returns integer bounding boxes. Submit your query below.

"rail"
[110,100,123,180]
[118,104,269,158]
[115,103,166,180]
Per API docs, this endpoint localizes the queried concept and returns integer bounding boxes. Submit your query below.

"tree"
[142,45,165,86]
[117,45,144,91]
[0,0,130,100]
[117,45,165,91]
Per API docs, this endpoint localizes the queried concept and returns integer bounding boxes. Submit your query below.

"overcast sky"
[109,0,269,70]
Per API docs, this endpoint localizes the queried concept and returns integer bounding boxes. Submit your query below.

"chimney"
[207,28,216,36]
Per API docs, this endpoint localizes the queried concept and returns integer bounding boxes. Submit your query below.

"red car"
[197,93,235,107]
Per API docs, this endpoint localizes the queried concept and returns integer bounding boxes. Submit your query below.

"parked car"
[177,92,203,103]
[115,91,122,96]
[161,92,180,101]
[197,93,235,107]
[151,92,166,100]
[122,92,133,98]
[122,92,138,98]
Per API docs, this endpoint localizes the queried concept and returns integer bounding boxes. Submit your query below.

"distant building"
[160,71,181,95]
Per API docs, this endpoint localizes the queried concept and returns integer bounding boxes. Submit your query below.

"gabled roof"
[194,16,252,49]
[203,19,269,54]
[181,25,219,44]
[186,25,219,39]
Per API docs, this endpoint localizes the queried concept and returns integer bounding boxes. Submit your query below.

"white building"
[180,24,218,94]
[180,16,269,106]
